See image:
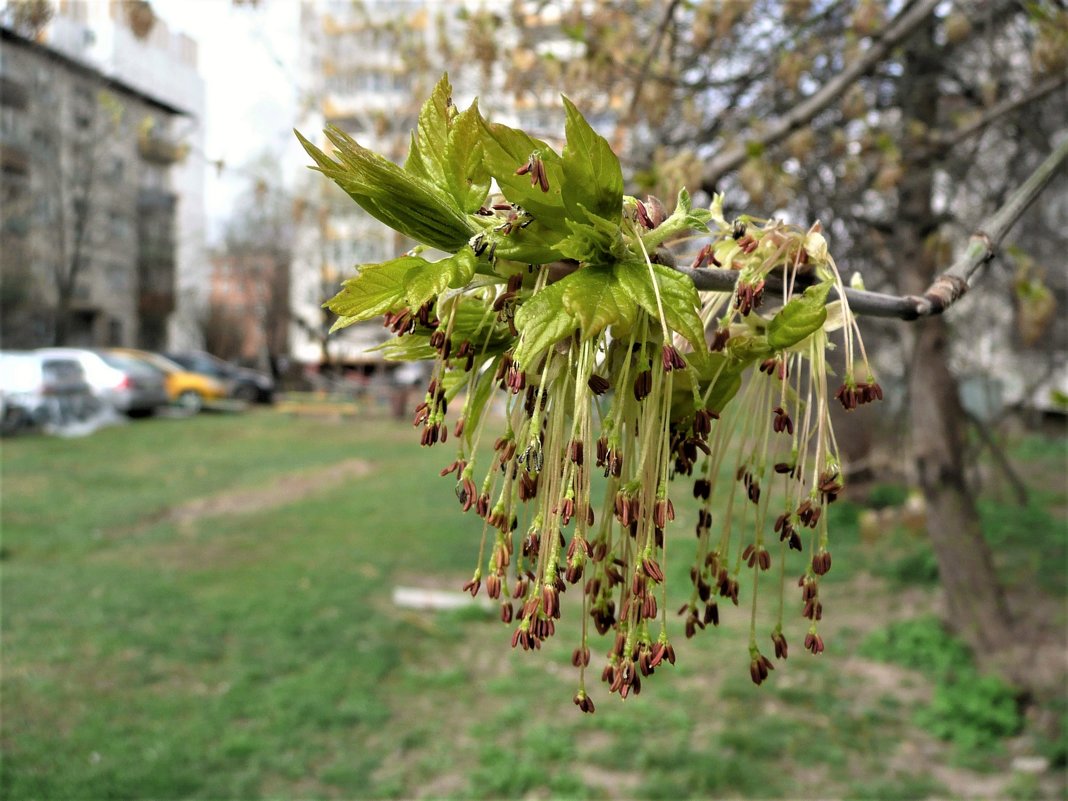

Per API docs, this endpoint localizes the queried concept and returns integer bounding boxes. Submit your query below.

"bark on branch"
[679,135,1068,320]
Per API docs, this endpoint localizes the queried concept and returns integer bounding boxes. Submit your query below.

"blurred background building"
[1,0,205,350]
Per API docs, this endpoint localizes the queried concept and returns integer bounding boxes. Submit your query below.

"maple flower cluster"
[299,75,881,712]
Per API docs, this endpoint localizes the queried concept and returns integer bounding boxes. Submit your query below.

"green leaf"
[687,353,745,413]
[325,257,420,331]
[766,281,833,350]
[372,335,437,361]
[556,208,625,266]
[405,73,452,188]
[402,248,478,310]
[464,359,499,448]
[724,333,773,365]
[513,280,577,368]
[560,265,638,337]
[615,260,708,355]
[492,223,571,264]
[707,368,744,413]
[560,96,623,223]
[445,103,491,214]
[403,78,491,215]
[297,127,475,252]
[477,112,567,233]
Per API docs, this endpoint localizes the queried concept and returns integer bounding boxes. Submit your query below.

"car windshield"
[130,352,180,374]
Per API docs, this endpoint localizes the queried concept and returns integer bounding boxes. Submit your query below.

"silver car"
[0,351,98,433]
[35,348,169,417]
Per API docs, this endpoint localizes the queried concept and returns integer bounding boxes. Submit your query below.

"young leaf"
[403,248,478,310]
[445,103,492,214]
[325,257,421,331]
[404,77,491,215]
[477,112,567,232]
[615,260,709,356]
[556,209,626,266]
[372,335,438,361]
[297,128,475,252]
[560,265,638,337]
[463,359,499,448]
[513,280,577,368]
[724,333,773,365]
[492,223,572,265]
[560,96,623,223]
[405,73,453,189]
[766,281,833,350]
[704,364,744,412]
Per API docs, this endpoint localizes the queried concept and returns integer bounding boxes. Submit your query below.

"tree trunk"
[897,18,1021,684]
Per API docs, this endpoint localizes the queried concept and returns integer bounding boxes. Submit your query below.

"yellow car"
[110,349,229,413]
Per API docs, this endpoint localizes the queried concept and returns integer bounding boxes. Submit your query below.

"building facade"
[1,25,188,349]
[21,0,208,351]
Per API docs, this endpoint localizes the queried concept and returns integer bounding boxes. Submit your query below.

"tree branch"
[625,0,681,122]
[928,73,1068,154]
[679,134,1068,319]
[699,0,941,193]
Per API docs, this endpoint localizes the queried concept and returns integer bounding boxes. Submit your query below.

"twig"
[699,0,941,193]
[626,0,681,122]
[964,409,1030,507]
[929,74,1068,154]
[679,135,1068,320]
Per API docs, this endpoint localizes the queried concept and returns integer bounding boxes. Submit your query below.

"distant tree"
[211,164,294,372]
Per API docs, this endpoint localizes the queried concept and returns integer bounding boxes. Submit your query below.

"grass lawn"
[2,410,1065,799]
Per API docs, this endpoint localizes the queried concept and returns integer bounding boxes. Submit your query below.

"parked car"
[164,351,275,404]
[36,348,169,417]
[111,348,229,414]
[0,351,97,434]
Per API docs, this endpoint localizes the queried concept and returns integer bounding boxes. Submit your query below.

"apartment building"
[0,24,188,349]
[23,0,208,350]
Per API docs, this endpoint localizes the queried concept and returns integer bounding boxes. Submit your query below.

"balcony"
[138,130,187,165]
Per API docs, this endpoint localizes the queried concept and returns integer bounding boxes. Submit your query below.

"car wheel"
[1,405,28,436]
[176,390,204,414]
[234,384,258,403]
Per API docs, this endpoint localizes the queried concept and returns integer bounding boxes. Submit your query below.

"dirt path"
[104,457,373,542]
[95,458,373,570]
[166,458,372,525]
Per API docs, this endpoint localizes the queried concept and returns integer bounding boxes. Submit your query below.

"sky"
[151,0,304,237]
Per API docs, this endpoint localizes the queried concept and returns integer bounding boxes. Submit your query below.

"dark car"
[164,351,275,404]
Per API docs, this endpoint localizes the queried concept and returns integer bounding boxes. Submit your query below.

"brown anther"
[704,602,719,626]
[587,374,610,395]
[633,369,652,401]
[642,557,665,583]
[772,631,789,660]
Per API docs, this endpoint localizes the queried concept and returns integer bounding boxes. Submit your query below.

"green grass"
[1,412,1064,799]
